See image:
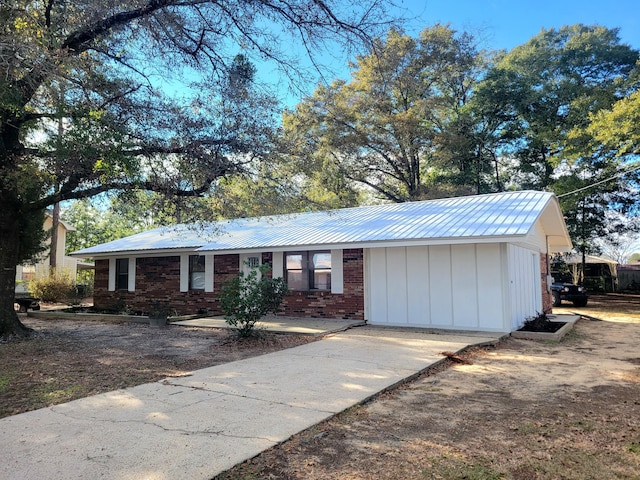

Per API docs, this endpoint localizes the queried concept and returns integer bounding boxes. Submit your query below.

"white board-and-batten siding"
[365,243,538,332]
[506,244,542,331]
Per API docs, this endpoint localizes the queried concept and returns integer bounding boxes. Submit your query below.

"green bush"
[28,273,76,303]
[220,263,289,337]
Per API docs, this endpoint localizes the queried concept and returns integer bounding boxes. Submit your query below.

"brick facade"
[540,253,552,313]
[94,255,238,314]
[93,249,365,320]
[277,249,365,320]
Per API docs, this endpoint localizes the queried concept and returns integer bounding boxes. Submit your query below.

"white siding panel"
[451,245,478,328]
[386,247,408,324]
[507,244,542,330]
[127,257,136,292]
[108,258,116,292]
[367,249,389,325]
[180,254,189,292]
[331,249,344,294]
[272,252,283,278]
[366,244,512,331]
[476,244,506,330]
[204,255,214,292]
[406,246,430,325]
[428,245,453,327]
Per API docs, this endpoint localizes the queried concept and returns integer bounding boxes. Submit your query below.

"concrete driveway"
[0,327,502,480]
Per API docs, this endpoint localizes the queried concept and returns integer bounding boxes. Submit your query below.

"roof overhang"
[70,247,202,259]
[538,195,573,253]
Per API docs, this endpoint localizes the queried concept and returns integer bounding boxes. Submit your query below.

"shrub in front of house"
[28,272,76,303]
[220,263,288,337]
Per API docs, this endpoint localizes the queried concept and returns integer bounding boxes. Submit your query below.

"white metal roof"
[72,190,572,257]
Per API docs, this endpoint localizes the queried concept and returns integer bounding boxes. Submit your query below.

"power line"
[557,163,640,198]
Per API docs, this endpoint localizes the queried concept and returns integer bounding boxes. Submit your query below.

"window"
[284,251,331,291]
[189,255,206,290]
[246,256,260,269]
[21,265,36,282]
[115,258,129,290]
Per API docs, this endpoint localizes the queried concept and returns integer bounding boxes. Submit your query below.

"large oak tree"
[282,25,488,203]
[0,0,394,336]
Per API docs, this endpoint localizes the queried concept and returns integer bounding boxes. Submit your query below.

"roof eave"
[69,247,203,259]
[195,235,536,255]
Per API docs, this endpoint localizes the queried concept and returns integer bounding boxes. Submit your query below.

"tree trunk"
[0,206,33,337]
[50,202,60,271]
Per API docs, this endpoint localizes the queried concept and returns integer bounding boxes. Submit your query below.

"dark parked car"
[551,283,588,307]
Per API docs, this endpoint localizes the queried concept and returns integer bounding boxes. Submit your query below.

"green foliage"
[476,25,638,189]
[220,264,289,337]
[587,89,640,156]
[28,272,76,303]
[17,208,49,265]
[282,25,489,202]
[148,300,175,319]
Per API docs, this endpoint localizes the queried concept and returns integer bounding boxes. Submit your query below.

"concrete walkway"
[172,315,365,335]
[0,327,503,480]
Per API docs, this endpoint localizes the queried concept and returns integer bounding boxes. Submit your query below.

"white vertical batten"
[179,254,189,292]
[205,255,214,292]
[108,258,116,291]
[127,257,136,292]
[331,249,343,294]
[272,252,283,278]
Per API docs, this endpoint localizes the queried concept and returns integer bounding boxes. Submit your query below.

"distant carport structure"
[554,254,618,292]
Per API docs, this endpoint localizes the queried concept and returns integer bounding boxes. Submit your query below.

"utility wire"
[557,163,640,198]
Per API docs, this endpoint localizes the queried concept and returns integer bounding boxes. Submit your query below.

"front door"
[240,253,261,279]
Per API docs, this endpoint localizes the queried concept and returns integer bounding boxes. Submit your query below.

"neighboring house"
[15,214,89,294]
[72,190,573,333]
[552,254,618,292]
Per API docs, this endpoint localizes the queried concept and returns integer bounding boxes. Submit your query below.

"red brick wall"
[540,253,552,313]
[94,255,238,315]
[278,249,365,320]
[93,249,365,319]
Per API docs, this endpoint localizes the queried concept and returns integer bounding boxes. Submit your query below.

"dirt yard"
[2,295,640,479]
[215,294,640,480]
[0,315,316,418]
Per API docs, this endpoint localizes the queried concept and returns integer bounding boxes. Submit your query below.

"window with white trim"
[115,258,129,290]
[189,255,206,290]
[285,251,331,291]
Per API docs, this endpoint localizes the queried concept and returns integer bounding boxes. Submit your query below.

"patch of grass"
[628,442,640,455]
[559,326,582,343]
[514,421,551,435]
[30,383,88,406]
[214,473,261,480]
[513,452,618,480]
[0,375,11,392]
[424,456,505,480]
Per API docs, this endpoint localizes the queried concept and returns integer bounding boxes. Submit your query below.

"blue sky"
[261,0,640,106]
[157,0,639,106]
[401,0,639,52]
